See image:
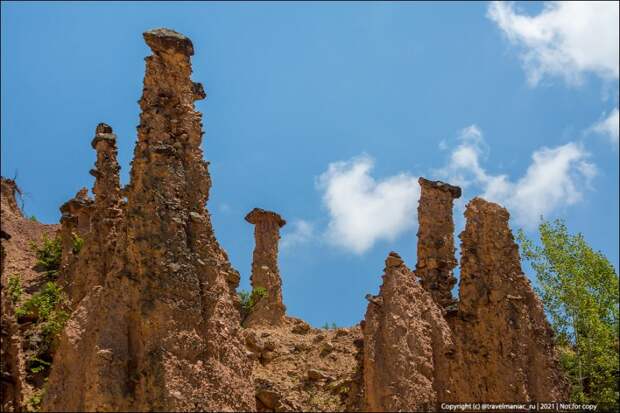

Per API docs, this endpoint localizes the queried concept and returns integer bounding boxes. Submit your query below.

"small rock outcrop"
[416,177,461,309]
[59,187,93,271]
[448,197,568,402]
[362,252,454,412]
[244,208,287,327]
[42,28,255,412]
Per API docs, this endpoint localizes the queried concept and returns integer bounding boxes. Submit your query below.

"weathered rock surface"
[447,197,568,402]
[416,177,461,309]
[363,252,454,412]
[42,28,255,412]
[244,319,362,412]
[244,208,287,327]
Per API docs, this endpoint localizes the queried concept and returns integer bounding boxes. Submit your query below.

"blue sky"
[2,1,618,327]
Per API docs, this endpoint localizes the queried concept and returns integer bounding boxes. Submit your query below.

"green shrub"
[71,232,84,254]
[32,235,62,277]
[28,356,51,374]
[321,322,338,330]
[29,215,38,222]
[16,282,69,338]
[16,282,69,377]
[25,387,45,412]
[8,275,23,304]
[238,286,267,321]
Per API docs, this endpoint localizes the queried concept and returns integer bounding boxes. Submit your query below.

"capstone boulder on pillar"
[243,207,287,327]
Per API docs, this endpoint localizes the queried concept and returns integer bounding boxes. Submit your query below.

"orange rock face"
[244,208,287,327]
[42,28,255,412]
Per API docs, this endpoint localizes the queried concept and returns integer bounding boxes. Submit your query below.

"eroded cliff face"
[41,28,255,412]
[361,189,568,411]
[0,178,60,412]
[244,208,287,327]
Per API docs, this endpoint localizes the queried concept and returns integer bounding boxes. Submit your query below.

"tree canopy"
[517,219,619,406]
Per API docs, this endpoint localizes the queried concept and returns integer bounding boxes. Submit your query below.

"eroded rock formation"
[1,27,570,413]
[416,177,461,309]
[42,28,255,411]
[362,188,567,411]
[362,252,454,412]
[244,208,287,327]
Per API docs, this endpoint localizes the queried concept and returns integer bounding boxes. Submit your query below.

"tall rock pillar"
[243,208,287,327]
[449,197,568,402]
[42,28,255,412]
[415,177,461,309]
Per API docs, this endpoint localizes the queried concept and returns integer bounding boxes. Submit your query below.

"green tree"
[517,219,619,406]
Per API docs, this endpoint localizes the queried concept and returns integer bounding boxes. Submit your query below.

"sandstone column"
[90,123,122,217]
[58,124,124,303]
[415,177,461,309]
[449,197,568,402]
[243,208,287,327]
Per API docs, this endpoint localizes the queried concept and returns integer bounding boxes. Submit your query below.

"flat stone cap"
[419,177,461,198]
[144,28,194,56]
[385,251,404,268]
[466,197,509,220]
[91,123,116,149]
[245,208,286,227]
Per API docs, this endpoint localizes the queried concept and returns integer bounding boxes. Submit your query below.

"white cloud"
[281,219,315,249]
[487,1,619,85]
[439,125,596,228]
[316,155,420,254]
[592,107,620,145]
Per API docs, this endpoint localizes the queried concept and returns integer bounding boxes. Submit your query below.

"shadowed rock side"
[1,229,20,412]
[1,178,59,411]
[244,208,287,327]
[42,28,255,412]
[362,252,455,412]
[448,197,568,402]
[416,177,461,309]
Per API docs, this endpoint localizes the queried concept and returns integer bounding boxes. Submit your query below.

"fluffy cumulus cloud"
[439,125,596,228]
[487,1,619,85]
[316,155,420,254]
[592,108,620,145]
[281,219,315,250]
